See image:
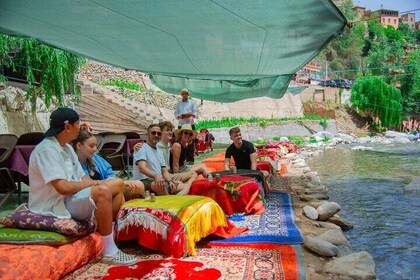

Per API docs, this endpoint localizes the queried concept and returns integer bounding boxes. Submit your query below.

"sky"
[353,0,420,20]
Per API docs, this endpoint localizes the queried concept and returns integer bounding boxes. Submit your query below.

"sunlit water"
[307,142,420,280]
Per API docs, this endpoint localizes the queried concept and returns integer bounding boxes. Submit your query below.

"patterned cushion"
[0,204,95,236]
[0,227,79,245]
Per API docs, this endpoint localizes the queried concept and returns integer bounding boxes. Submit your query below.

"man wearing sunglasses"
[174,88,198,130]
[133,124,191,195]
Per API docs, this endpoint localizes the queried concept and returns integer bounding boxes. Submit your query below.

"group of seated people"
[27,107,269,266]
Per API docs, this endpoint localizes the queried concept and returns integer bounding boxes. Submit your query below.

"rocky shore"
[281,131,419,279]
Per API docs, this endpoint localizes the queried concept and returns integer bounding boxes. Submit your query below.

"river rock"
[328,215,353,231]
[336,133,356,143]
[319,229,351,247]
[317,202,341,221]
[303,205,318,220]
[393,137,410,144]
[302,166,311,173]
[404,176,420,192]
[323,251,376,279]
[300,194,319,202]
[385,130,409,139]
[293,162,307,168]
[351,145,374,151]
[304,235,338,257]
[358,137,371,143]
[337,245,353,257]
[306,192,329,200]
[317,221,341,230]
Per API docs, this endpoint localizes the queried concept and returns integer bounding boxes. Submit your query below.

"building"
[400,13,416,29]
[416,21,420,30]
[352,6,366,20]
[295,61,322,83]
[374,9,399,29]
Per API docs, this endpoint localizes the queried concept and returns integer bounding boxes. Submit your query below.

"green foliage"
[271,136,280,141]
[309,138,318,143]
[195,115,323,130]
[0,34,85,108]
[99,79,144,92]
[351,74,402,128]
[288,136,304,146]
[318,0,365,80]
[319,118,328,129]
[399,50,420,115]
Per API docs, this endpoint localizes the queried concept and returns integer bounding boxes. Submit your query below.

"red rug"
[64,243,302,279]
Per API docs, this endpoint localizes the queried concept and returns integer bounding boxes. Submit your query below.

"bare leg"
[190,164,211,177]
[91,185,113,236]
[101,178,125,220]
[174,172,197,195]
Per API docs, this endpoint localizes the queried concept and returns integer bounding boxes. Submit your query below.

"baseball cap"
[44,108,80,137]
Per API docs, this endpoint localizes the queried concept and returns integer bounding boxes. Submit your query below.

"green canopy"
[0,0,346,102]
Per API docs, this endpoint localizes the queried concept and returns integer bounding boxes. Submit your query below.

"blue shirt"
[80,154,115,180]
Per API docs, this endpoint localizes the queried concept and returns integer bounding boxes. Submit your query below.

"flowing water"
[307,142,420,280]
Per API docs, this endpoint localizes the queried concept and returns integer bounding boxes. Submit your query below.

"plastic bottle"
[150,193,156,202]
[144,191,151,201]
[208,174,213,182]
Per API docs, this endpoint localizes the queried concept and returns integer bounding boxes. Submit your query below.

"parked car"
[318,80,337,87]
[333,79,352,88]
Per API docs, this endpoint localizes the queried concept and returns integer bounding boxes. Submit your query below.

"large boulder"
[319,229,351,247]
[303,205,318,220]
[304,235,338,257]
[323,251,376,279]
[328,215,353,231]
[317,202,341,221]
[404,176,420,193]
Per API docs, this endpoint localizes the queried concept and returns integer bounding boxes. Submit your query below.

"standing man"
[174,88,198,130]
[29,108,137,266]
[133,124,194,195]
[224,127,257,171]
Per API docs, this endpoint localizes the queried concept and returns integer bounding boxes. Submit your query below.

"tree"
[399,49,420,115]
[0,34,85,109]
[365,21,405,78]
[351,74,402,128]
[317,0,365,80]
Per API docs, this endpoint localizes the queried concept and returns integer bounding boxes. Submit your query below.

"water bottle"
[144,191,151,201]
[208,174,213,182]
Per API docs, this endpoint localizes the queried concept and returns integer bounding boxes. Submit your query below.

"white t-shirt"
[132,143,166,180]
[28,136,85,219]
[157,141,171,169]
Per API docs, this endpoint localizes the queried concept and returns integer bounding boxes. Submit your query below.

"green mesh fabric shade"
[0,0,346,102]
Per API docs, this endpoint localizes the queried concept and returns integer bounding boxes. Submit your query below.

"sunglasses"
[183,131,193,136]
[150,131,162,136]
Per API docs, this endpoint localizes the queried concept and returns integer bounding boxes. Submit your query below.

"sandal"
[101,250,138,266]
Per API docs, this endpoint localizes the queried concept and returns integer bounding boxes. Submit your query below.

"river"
[307,142,420,280]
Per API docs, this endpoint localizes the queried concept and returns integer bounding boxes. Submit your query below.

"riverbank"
[282,130,419,279]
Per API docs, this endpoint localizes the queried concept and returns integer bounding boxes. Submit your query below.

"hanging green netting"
[0,0,346,102]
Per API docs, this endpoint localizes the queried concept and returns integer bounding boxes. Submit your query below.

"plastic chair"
[94,134,104,148]
[0,134,18,165]
[97,134,127,177]
[122,131,141,140]
[0,168,17,208]
[0,134,18,207]
[16,132,44,145]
